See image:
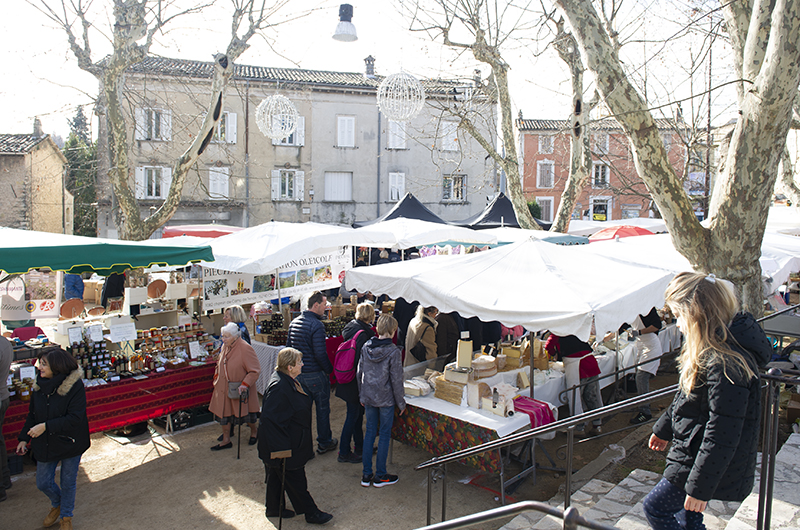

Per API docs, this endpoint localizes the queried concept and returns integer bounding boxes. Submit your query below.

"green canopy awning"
[0,228,214,276]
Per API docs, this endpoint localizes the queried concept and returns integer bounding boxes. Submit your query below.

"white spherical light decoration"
[255,94,299,140]
[377,72,426,122]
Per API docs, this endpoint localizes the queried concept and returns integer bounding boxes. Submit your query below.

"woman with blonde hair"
[642,272,771,529]
[404,305,438,366]
[258,348,332,525]
[223,304,251,345]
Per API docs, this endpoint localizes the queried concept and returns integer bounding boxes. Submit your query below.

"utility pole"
[703,16,713,220]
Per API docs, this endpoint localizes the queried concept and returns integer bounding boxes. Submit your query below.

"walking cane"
[278,457,287,530]
[237,388,247,460]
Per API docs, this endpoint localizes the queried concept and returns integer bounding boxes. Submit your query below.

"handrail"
[414,501,618,530]
[756,303,800,322]
[416,384,678,471]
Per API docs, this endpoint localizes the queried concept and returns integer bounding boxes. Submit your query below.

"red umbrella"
[588,225,655,242]
[161,224,244,239]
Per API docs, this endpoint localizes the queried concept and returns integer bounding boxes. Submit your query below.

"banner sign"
[0,270,62,320]
[201,247,352,311]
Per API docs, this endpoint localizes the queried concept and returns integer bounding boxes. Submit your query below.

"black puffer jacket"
[335,319,375,403]
[286,310,331,374]
[653,312,771,502]
[18,368,90,463]
[258,371,314,470]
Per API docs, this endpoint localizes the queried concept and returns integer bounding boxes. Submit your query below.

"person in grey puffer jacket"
[357,314,405,488]
[643,272,771,530]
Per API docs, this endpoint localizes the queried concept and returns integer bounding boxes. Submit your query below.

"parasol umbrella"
[588,225,655,242]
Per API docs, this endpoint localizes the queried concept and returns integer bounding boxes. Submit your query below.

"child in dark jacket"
[357,314,405,488]
[643,272,771,529]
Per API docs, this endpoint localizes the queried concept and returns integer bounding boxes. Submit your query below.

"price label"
[88,324,104,343]
[109,323,137,343]
[20,366,37,381]
[188,341,203,359]
[6,375,11,386]
[67,326,83,345]
[156,366,166,373]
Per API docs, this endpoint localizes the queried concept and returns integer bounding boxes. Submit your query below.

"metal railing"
[416,386,678,525]
[414,501,618,530]
[415,306,800,529]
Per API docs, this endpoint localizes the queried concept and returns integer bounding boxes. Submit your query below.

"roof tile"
[0,134,46,154]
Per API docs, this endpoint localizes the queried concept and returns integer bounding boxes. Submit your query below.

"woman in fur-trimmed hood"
[17,348,90,530]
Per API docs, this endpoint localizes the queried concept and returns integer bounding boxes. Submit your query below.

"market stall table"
[3,363,215,453]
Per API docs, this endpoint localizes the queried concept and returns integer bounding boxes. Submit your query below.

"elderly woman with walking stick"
[258,347,333,525]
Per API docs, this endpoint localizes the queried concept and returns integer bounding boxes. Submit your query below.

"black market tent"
[455,192,552,230]
[353,193,448,227]
[0,227,214,276]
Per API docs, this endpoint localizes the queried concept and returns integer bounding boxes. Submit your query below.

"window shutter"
[295,170,305,201]
[160,110,172,140]
[338,116,355,147]
[226,113,237,144]
[134,109,146,141]
[271,170,281,199]
[134,167,145,198]
[161,167,173,198]
[389,172,405,200]
[296,117,305,146]
[337,117,346,146]
[388,121,406,149]
[209,167,229,199]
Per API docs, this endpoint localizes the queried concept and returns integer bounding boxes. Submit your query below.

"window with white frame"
[134,166,172,199]
[387,121,407,149]
[443,174,466,201]
[536,197,554,222]
[537,160,555,188]
[389,172,405,201]
[538,135,554,154]
[135,108,171,141]
[592,132,609,155]
[273,116,305,147]
[442,121,459,152]
[208,166,230,199]
[271,169,305,201]
[592,163,609,188]
[212,112,237,144]
[337,116,356,148]
[324,171,353,201]
[590,197,611,221]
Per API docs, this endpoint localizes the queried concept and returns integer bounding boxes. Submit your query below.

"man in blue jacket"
[286,291,338,454]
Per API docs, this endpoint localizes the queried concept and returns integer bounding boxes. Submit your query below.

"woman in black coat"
[335,303,375,463]
[16,348,90,530]
[643,273,771,529]
[258,348,332,525]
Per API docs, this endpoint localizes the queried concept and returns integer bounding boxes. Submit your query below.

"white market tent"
[766,205,800,236]
[344,237,675,341]
[581,233,800,292]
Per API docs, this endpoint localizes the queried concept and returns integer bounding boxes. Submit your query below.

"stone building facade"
[96,57,499,237]
[0,122,73,234]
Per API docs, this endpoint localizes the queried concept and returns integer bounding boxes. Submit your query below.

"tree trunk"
[555,0,800,314]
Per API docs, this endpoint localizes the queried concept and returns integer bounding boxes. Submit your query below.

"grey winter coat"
[357,337,406,411]
[653,312,771,502]
[286,310,332,374]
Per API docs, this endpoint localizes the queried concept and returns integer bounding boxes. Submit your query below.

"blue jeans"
[362,405,394,477]
[36,455,82,518]
[296,371,333,445]
[643,477,706,530]
[339,401,364,456]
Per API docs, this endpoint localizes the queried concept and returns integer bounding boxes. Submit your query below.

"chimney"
[33,118,44,138]
[364,55,375,79]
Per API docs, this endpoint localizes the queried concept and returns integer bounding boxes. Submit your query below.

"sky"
[1,0,736,141]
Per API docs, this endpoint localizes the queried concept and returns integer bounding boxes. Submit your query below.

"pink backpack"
[334,330,364,384]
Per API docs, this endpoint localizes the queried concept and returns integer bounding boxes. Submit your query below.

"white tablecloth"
[252,341,282,395]
[659,323,682,353]
[404,393,532,438]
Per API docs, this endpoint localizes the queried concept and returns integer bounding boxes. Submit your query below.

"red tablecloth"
[3,363,216,453]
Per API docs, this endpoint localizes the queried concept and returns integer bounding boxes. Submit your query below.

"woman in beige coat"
[209,323,261,450]
[403,306,438,367]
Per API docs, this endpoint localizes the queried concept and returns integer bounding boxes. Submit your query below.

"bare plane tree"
[33,0,293,240]
[555,0,800,313]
